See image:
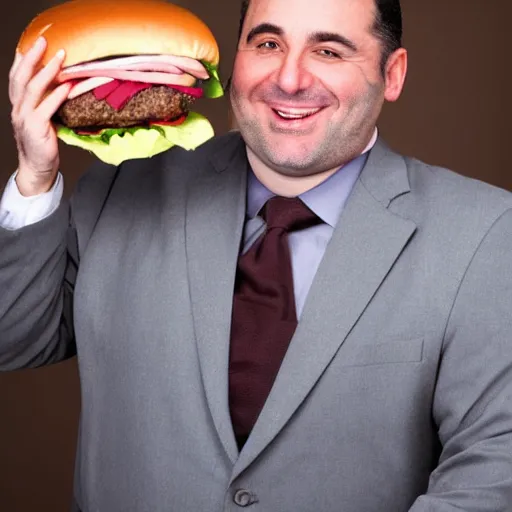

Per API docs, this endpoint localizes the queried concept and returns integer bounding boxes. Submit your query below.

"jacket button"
[233,489,257,507]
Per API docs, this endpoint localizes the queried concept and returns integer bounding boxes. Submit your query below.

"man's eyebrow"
[246,23,283,44]
[309,31,358,52]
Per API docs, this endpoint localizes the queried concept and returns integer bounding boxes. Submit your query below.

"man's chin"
[264,144,321,171]
[260,150,329,177]
[241,125,330,175]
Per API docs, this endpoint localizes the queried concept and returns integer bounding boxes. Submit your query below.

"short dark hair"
[372,0,402,73]
[238,0,402,74]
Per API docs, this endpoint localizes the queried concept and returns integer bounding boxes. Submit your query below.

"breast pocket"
[339,338,424,367]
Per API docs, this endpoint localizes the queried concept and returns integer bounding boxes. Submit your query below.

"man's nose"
[275,53,313,96]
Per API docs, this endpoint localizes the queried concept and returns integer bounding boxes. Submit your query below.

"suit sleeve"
[409,208,512,511]
[0,197,78,371]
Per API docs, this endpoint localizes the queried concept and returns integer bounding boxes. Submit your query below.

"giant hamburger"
[16,0,223,165]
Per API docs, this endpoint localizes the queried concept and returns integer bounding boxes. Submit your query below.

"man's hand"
[9,36,72,196]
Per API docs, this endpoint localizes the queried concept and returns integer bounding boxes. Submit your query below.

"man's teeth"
[275,108,321,119]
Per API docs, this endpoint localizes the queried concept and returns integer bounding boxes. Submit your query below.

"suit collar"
[185,133,248,464]
[209,130,247,174]
[359,137,411,208]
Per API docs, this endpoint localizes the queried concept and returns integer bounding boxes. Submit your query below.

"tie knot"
[263,196,321,232]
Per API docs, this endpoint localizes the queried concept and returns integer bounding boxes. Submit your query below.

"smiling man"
[231,0,404,186]
[2,0,512,511]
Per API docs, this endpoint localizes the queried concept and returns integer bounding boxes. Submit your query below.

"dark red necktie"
[229,196,322,449]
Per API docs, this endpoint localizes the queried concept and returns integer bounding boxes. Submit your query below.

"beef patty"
[56,85,194,128]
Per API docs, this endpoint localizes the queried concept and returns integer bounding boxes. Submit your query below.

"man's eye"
[257,41,279,50]
[317,49,341,59]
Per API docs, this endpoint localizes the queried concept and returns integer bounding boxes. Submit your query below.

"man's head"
[230,0,407,180]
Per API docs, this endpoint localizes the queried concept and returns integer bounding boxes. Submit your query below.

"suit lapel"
[185,134,248,464]
[232,139,417,479]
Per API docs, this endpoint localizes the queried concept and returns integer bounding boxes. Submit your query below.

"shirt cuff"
[0,171,64,230]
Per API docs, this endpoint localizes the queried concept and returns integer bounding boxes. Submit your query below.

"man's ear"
[384,48,408,102]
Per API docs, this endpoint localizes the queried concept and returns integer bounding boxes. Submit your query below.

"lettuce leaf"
[56,112,215,166]
[201,61,224,99]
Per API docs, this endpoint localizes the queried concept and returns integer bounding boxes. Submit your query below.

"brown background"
[0,1,510,510]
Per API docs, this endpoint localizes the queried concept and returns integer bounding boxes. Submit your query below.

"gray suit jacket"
[2,132,512,511]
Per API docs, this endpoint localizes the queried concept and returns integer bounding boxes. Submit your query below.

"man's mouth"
[271,107,323,120]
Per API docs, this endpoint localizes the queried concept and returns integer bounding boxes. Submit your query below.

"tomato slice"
[149,115,187,126]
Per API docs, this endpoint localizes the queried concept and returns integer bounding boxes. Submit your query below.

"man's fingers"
[35,81,72,123]
[8,51,23,81]
[11,46,67,133]
[23,48,66,112]
[9,36,47,105]
[8,52,23,105]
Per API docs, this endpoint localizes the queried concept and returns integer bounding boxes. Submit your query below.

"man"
[1,0,512,510]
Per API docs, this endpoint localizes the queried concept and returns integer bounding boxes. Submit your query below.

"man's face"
[230,0,400,177]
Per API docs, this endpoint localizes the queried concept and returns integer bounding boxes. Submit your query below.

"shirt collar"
[247,128,378,227]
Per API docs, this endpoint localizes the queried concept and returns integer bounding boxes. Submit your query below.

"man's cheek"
[237,51,279,81]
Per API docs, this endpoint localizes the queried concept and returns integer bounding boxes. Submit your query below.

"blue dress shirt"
[243,148,372,318]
